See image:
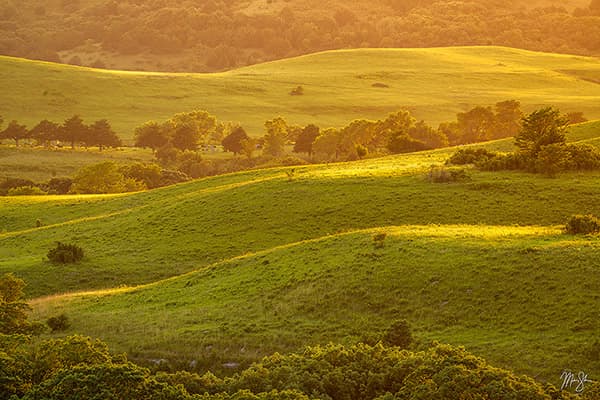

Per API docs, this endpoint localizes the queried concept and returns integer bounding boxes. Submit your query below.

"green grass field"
[2,139,600,384]
[1,46,600,144]
[2,46,600,389]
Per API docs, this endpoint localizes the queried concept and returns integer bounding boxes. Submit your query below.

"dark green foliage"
[0,274,43,335]
[46,177,73,194]
[427,166,469,183]
[47,242,84,264]
[535,143,571,177]
[446,148,497,165]
[47,314,70,333]
[222,343,569,400]
[293,124,320,156]
[87,119,122,150]
[383,320,412,348]
[564,214,600,235]
[23,363,190,400]
[387,133,427,154]
[565,143,600,170]
[0,120,30,146]
[222,126,250,154]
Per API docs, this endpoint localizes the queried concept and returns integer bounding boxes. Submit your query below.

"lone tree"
[221,126,249,154]
[515,107,569,157]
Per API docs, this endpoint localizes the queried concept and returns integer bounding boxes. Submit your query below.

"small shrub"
[565,214,600,235]
[47,242,84,264]
[427,166,469,183]
[7,186,47,196]
[446,148,497,165]
[383,319,413,349]
[373,232,387,249]
[290,86,304,96]
[47,314,70,332]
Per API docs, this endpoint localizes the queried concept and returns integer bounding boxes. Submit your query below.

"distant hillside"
[1,0,598,72]
[1,46,600,142]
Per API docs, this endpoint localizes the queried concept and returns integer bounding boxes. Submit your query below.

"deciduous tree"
[263,117,288,157]
[60,115,87,149]
[88,119,121,150]
[222,126,249,154]
[134,121,169,152]
[293,124,320,156]
[515,107,568,157]
[1,120,29,147]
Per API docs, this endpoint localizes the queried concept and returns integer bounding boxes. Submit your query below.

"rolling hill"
[1,46,600,143]
[2,135,600,385]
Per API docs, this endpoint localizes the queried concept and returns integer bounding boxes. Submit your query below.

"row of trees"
[0,115,121,149]
[3,0,600,72]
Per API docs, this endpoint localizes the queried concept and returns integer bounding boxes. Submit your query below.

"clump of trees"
[447,107,600,176]
[0,116,121,149]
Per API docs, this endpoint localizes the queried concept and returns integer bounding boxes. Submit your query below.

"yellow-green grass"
[31,225,599,385]
[2,46,600,143]
[3,146,600,297]
[0,145,154,181]
[1,143,599,385]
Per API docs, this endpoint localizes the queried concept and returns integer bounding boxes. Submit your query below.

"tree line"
[0,115,121,149]
[447,107,600,176]
[1,0,600,72]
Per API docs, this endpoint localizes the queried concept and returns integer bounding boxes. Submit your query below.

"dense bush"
[565,143,600,170]
[446,148,497,165]
[47,242,84,264]
[427,166,469,183]
[564,214,600,235]
[0,177,37,195]
[71,161,146,194]
[46,177,73,194]
[383,319,412,349]
[475,152,533,171]
[22,363,190,400]
[221,343,572,400]
[47,314,70,332]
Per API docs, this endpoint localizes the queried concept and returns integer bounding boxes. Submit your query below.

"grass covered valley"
[2,45,600,399]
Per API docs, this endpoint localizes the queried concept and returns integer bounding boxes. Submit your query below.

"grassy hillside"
[1,46,600,143]
[2,138,600,384]
[31,225,599,383]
